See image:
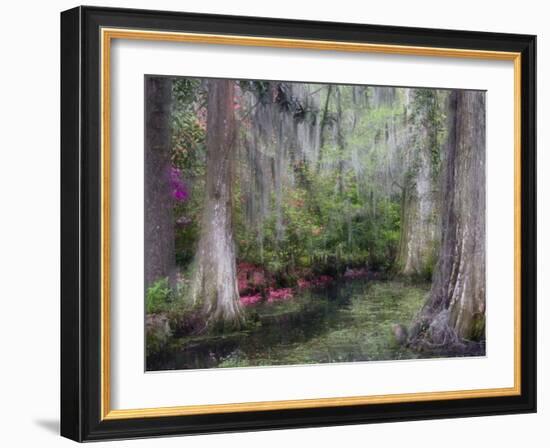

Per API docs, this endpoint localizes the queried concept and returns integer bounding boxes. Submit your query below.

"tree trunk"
[397,90,441,277]
[335,86,346,196]
[144,77,175,288]
[189,79,244,330]
[316,85,332,173]
[397,140,439,278]
[274,108,286,244]
[410,90,486,346]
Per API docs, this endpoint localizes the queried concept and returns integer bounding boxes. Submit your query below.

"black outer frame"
[60,5,536,442]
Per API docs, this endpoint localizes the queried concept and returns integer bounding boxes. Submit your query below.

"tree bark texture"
[411,90,486,346]
[397,92,441,277]
[189,79,244,329]
[144,77,175,288]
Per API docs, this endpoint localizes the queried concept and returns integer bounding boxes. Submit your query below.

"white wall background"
[0,0,546,446]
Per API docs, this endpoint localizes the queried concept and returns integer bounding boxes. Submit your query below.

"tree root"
[405,310,485,356]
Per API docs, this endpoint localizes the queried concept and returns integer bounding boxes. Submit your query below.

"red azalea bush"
[237,262,271,295]
[240,293,263,306]
[267,287,294,303]
[237,260,368,307]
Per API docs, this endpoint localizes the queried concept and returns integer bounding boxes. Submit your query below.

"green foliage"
[145,278,173,314]
[166,81,447,289]
[170,78,207,268]
[171,79,206,170]
[230,85,410,281]
[234,156,402,280]
[173,78,203,104]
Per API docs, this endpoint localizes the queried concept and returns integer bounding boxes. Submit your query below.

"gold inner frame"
[100,27,522,420]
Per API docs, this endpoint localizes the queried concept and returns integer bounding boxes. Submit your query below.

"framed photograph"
[60,6,536,442]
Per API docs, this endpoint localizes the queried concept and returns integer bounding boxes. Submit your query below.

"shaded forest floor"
[146,278,478,371]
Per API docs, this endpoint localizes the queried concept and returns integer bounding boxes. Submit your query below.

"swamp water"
[147,279,433,371]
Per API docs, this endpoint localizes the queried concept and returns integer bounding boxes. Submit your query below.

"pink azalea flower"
[169,166,189,202]
[240,293,262,306]
[267,288,294,303]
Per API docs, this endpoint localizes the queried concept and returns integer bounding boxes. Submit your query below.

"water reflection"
[147,279,431,371]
